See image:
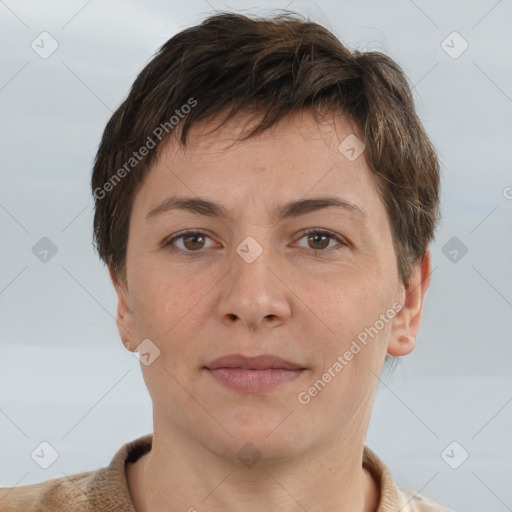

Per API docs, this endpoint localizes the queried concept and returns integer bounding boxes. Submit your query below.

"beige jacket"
[0,434,452,511]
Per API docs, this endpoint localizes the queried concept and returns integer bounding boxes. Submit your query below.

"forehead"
[132,110,385,227]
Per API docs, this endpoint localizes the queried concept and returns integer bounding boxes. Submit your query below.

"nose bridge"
[232,230,276,296]
[217,229,291,327]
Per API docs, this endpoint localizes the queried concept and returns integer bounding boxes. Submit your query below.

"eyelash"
[164,228,348,255]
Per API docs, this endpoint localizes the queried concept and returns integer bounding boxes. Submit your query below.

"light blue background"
[1,1,511,511]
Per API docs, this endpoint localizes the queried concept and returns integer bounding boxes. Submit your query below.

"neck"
[131,418,379,512]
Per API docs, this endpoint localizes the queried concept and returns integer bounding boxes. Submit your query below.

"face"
[112,110,429,462]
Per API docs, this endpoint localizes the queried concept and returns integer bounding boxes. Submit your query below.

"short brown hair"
[92,11,440,285]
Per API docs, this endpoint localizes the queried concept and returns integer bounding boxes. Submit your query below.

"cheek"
[129,270,208,404]
[297,280,394,419]
[302,264,394,335]
[298,271,396,393]
[129,264,200,344]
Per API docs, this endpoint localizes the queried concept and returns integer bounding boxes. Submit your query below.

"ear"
[388,248,432,356]
[108,264,137,352]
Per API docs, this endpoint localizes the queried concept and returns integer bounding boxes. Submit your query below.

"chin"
[208,430,304,466]
[200,406,311,463]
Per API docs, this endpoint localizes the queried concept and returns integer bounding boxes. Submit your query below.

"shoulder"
[397,487,455,512]
[0,470,95,512]
[362,445,453,512]
[0,434,152,512]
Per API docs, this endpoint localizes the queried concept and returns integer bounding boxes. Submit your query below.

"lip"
[204,354,307,394]
[206,354,305,371]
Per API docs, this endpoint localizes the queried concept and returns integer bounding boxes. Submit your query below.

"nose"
[215,237,292,329]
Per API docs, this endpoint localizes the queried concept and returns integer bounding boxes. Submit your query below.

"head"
[92,13,439,460]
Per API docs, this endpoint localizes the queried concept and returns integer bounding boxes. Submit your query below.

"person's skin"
[112,109,432,512]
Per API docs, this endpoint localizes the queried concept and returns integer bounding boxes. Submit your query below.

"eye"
[165,230,216,252]
[164,228,348,254]
[294,228,347,252]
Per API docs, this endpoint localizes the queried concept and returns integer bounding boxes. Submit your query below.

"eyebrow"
[146,195,369,222]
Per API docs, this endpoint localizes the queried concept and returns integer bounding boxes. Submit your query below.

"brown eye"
[166,231,214,252]
[306,232,330,250]
[182,233,206,251]
[296,228,347,253]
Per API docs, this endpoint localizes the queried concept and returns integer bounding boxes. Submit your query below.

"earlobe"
[387,334,416,357]
[108,264,137,352]
[387,249,432,357]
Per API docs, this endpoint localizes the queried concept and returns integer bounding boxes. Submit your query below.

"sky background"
[1,1,511,511]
